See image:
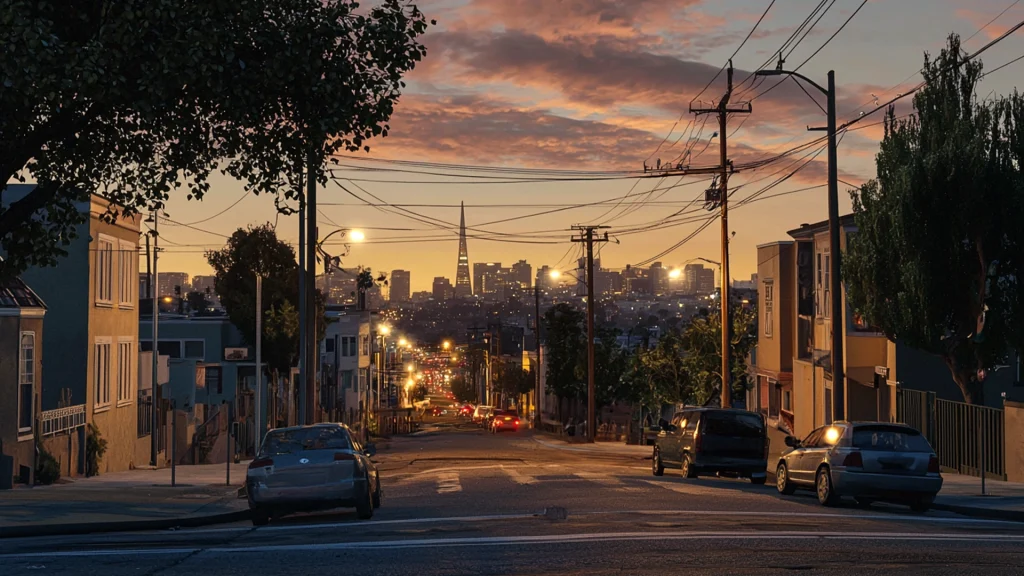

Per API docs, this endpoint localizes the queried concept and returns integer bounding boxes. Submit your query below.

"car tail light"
[334,452,356,461]
[928,455,940,474]
[514,420,520,426]
[249,458,273,469]
[843,451,863,468]
[495,420,502,426]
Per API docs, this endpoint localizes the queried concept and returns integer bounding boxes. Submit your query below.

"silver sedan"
[246,423,381,525]
[775,422,943,512]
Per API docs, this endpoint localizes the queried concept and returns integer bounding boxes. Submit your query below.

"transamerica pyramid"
[454,201,472,298]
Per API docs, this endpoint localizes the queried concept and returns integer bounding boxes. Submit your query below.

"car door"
[790,427,825,484]
[676,411,697,461]
[659,413,685,465]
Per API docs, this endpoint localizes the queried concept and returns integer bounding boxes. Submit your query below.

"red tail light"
[514,420,520,426]
[334,452,356,461]
[843,451,863,468]
[928,455,940,474]
[249,458,273,469]
[495,420,502,427]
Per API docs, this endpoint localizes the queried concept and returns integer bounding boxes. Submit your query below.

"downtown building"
[390,270,411,303]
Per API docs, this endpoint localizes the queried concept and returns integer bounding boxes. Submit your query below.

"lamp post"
[377,325,390,410]
[755,67,843,421]
[314,227,364,419]
[145,211,160,467]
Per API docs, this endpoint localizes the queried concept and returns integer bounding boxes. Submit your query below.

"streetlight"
[376,324,391,410]
[755,65,844,420]
[442,340,451,351]
[399,337,408,347]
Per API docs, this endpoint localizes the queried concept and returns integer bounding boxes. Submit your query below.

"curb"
[931,501,1024,523]
[0,508,251,539]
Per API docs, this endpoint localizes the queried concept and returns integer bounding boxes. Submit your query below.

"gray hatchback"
[775,422,942,511]
[652,408,769,484]
[246,423,381,525]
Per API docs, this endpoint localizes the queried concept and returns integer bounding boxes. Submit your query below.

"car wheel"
[356,477,374,520]
[652,448,665,477]
[372,476,382,509]
[251,507,270,526]
[776,462,796,495]
[681,454,698,479]
[855,497,875,508]
[909,497,933,513]
[750,474,767,485]
[816,467,839,507]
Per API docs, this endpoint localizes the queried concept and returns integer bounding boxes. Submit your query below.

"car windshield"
[852,425,932,452]
[702,412,764,438]
[260,427,353,456]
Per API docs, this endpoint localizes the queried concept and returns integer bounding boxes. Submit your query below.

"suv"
[472,406,494,427]
[652,408,768,484]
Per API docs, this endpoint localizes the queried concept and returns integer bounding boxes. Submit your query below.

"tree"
[845,34,1024,404]
[679,305,758,406]
[450,375,477,404]
[206,224,327,382]
[542,303,586,400]
[0,0,430,278]
[186,291,210,314]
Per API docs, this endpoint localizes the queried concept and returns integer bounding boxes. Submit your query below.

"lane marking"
[500,465,537,485]
[575,509,1024,525]
[436,472,462,494]
[6,531,1023,558]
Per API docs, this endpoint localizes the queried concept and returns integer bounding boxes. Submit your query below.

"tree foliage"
[450,375,477,404]
[542,303,586,399]
[0,0,431,277]
[845,34,1024,404]
[206,224,326,378]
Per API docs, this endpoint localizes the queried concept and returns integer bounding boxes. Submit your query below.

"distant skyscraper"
[650,262,668,295]
[698,268,716,295]
[158,272,189,297]
[432,277,454,301]
[390,270,411,302]
[455,202,472,298]
[474,262,502,297]
[511,260,532,289]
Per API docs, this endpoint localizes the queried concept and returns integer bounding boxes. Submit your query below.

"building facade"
[510,260,532,289]
[390,270,411,303]
[0,278,46,488]
[158,272,189,298]
[432,277,453,301]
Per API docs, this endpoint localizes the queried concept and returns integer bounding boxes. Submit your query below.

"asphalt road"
[3,423,1023,575]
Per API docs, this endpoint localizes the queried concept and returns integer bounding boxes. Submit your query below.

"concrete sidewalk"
[932,473,1024,521]
[0,462,251,538]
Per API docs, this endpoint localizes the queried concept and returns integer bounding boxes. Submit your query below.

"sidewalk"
[932,473,1024,521]
[0,462,251,538]
[532,436,652,459]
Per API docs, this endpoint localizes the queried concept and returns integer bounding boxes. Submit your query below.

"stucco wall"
[792,360,815,438]
[1005,401,1024,483]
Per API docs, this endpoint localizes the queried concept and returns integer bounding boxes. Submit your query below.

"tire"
[776,462,796,495]
[681,454,698,479]
[750,474,767,485]
[652,448,665,477]
[372,476,382,509]
[855,497,875,508]
[909,497,933,513]
[251,507,270,527]
[356,477,374,520]
[816,467,839,507]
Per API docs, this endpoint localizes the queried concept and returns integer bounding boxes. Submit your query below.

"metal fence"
[897,387,1005,480]
[40,404,86,437]
[137,396,153,438]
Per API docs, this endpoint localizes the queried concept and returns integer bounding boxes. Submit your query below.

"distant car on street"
[775,422,942,511]
[429,406,445,417]
[458,404,474,418]
[652,408,768,484]
[472,405,494,426]
[246,423,380,526]
[489,409,520,433]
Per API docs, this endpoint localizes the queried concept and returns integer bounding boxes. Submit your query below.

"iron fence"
[40,404,86,437]
[137,396,153,438]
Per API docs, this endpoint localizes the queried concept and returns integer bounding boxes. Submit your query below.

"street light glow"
[669,269,682,279]
[406,364,414,372]
[442,340,451,350]
[549,270,561,279]
[379,325,391,335]
[399,337,408,347]
[349,229,365,242]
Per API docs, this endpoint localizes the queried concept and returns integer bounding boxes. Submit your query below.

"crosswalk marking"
[500,465,537,485]
[436,472,462,494]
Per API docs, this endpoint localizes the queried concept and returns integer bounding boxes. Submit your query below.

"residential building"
[595,269,624,296]
[8,186,142,475]
[0,277,46,488]
[473,262,502,297]
[510,260,532,289]
[390,270,411,303]
[322,311,372,414]
[749,242,795,432]
[158,272,189,297]
[432,277,454,301]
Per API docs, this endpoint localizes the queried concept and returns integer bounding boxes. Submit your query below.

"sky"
[154,0,1024,292]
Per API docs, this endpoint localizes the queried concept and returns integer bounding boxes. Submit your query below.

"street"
[2,425,1023,575]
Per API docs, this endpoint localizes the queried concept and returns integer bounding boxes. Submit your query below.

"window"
[259,426,352,456]
[341,336,357,357]
[361,335,370,356]
[803,427,825,448]
[183,340,205,359]
[703,412,765,438]
[325,338,336,353]
[782,390,792,412]
[18,332,35,434]
[96,236,114,305]
[117,338,134,405]
[852,425,932,452]
[205,366,223,395]
[763,281,774,338]
[118,241,136,308]
[823,254,831,319]
[139,339,204,359]
[94,338,112,409]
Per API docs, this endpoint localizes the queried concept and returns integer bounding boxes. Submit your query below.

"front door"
[791,427,825,484]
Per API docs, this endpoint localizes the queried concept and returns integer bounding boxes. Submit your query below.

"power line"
[690,0,778,105]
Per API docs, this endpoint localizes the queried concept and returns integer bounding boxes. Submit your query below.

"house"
[7,186,142,475]
[321,310,371,417]
[0,276,46,488]
[749,241,796,432]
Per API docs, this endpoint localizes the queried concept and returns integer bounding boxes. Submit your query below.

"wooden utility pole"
[571,225,609,442]
[689,61,751,409]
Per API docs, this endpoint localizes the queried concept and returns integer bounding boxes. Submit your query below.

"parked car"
[458,404,474,418]
[246,423,381,526]
[490,409,521,433]
[472,405,494,426]
[651,408,768,484]
[775,422,942,511]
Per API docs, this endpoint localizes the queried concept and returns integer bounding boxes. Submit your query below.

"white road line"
[6,531,1023,558]
[436,472,462,494]
[576,509,1024,525]
[500,465,537,485]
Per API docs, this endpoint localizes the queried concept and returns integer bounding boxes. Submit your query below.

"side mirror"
[364,444,377,457]
[784,436,800,448]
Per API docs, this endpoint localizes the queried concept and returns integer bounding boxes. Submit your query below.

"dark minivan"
[652,408,768,484]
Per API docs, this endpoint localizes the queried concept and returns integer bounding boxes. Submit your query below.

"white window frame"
[95,235,115,307]
[823,253,831,319]
[783,389,792,412]
[18,331,35,436]
[117,337,134,406]
[94,337,113,411]
[763,281,774,338]
[118,240,136,308]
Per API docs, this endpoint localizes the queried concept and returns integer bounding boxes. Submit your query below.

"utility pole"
[755,65,843,420]
[298,183,306,426]
[304,146,318,425]
[690,61,751,409]
[254,274,263,449]
[149,211,159,467]
[534,283,541,428]
[571,225,609,443]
